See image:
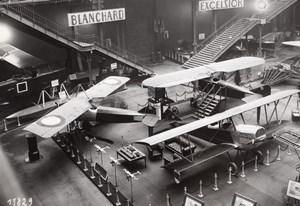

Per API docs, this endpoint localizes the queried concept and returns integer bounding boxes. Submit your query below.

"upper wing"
[142,66,212,88]
[0,43,45,68]
[282,41,300,47]
[207,56,265,73]
[81,76,130,99]
[24,76,130,138]
[142,57,265,88]
[136,89,299,146]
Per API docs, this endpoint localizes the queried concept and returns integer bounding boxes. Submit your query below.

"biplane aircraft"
[23,76,144,139]
[142,56,264,91]
[140,57,266,130]
[136,89,299,183]
[137,58,299,183]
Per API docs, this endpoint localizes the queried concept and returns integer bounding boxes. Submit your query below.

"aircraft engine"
[235,124,266,144]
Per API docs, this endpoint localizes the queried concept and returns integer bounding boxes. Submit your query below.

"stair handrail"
[0,0,74,6]
[192,81,212,104]
[2,3,153,71]
[196,83,215,108]
[196,10,253,52]
[212,19,259,61]
[197,85,223,118]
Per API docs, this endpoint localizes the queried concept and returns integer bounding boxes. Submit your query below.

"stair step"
[183,0,296,69]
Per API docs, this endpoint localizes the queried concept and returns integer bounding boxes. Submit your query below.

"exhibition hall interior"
[1,0,300,205]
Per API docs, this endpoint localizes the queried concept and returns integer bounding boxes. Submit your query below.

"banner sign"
[199,0,244,11]
[68,8,125,27]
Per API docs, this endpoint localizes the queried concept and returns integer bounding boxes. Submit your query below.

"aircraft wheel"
[171,106,179,115]
[254,150,264,164]
[227,162,238,176]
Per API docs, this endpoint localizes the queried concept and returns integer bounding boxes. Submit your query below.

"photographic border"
[231,192,257,206]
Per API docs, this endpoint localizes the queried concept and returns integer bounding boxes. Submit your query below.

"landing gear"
[254,150,264,164]
[227,162,238,176]
[226,149,264,175]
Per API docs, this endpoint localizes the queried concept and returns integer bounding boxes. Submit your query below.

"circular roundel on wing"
[37,115,66,127]
[102,77,121,85]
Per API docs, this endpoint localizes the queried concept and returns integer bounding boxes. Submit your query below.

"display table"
[117,145,146,167]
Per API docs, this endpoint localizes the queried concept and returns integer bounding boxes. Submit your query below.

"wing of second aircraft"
[24,76,130,138]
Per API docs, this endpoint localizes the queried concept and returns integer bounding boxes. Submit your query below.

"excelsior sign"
[199,0,244,11]
[68,8,125,27]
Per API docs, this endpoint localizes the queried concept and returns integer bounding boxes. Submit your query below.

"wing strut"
[269,100,280,123]
[240,113,246,124]
[279,95,292,124]
[264,105,269,125]
[187,134,194,162]
[76,84,91,99]
[229,117,236,131]
[257,107,261,125]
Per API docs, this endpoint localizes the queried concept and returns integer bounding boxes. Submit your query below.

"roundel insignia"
[102,77,121,85]
[37,115,66,127]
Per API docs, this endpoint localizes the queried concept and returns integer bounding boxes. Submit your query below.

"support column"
[87,52,93,84]
[257,25,263,57]
[192,0,197,56]
[291,4,296,41]
[97,0,104,46]
[212,11,217,33]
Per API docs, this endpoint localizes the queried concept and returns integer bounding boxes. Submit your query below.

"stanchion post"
[198,180,204,198]
[90,163,95,179]
[17,116,21,127]
[277,145,281,161]
[213,173,219,191]
[83,156,88,171]
[265,150,270,166]
[184,186,187,194]
[61,137,65,147]
[98,175,103,188]
[77,153,81,164]
[287,145,292,156]
[107,178,112,196]
[115,189,121,206]
[71,146,75,157]
[66,145,70,153]
[241,161,246,177]
[227,167,232,184]
[4,119,8,131]
[254,155,258,172]
[166,194,170,206]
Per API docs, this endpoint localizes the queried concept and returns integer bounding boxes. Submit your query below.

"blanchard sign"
[68,8,125,27]
[199,0,244,11]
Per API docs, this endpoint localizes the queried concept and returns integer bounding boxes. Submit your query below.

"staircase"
[182,0,297,69]
[193,85,224,119]
[0,4,154,75]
